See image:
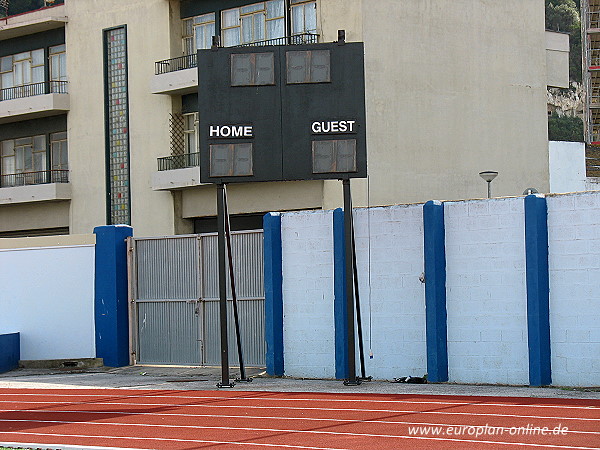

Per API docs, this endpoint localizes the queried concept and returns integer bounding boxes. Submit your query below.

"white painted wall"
[444,198,529,385]
[281,210,335,378]
[0,243,95,360]
[549,141,586,194]
[279,192,600,385]
[547,193,600,386]
[353,205,427,380]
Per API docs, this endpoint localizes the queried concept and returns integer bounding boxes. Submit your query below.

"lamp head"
[479,171,498,183]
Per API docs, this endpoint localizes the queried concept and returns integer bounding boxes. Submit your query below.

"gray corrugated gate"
[128,231,265,366]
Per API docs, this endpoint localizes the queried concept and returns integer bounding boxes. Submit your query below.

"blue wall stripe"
[333,208,348,380]
[524,194,552,386]
[423,200,449,383]
[94,225,133,368]
[0,333,20,374]
[263,212,284,376]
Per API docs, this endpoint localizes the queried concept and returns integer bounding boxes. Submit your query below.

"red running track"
[0,389,599,449]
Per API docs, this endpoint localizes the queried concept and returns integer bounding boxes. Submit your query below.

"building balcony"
[0,81,69,124]
[0,4,67,41]
[151,152,204,190]
[0,169,71,205]
[151,33,319,95]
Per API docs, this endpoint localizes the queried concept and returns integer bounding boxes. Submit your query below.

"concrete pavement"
[1,365,599,399]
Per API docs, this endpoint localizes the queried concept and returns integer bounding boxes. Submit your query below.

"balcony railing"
[155,54,198,75]
[155,33,319,75]
[0,169,69,188]
[0,81,68,102]
[236,33,318,48]
[158,152,200,171]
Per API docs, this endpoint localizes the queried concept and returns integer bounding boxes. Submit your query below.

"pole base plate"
[235,377,253,383]
[217,382,236,388]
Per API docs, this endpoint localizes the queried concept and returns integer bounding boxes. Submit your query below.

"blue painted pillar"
[525,194,552,386]
[423,201,449,382]
[0,333,20,374]
[94,225,133,367]
[333,208,348,380]
[264,213,284,376]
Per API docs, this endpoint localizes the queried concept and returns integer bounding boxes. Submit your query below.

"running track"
[0,389,599,449]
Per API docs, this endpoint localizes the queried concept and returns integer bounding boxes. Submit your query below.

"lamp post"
[479,171,498,199]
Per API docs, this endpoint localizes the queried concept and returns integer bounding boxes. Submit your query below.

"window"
[287,50,330,83]
[50,132,68,171]
[1,135,48,186]
[210,143,253,177]
[312,139,357,173]
[183,112,198,153]
[49,45,67,93]
[0,49,45,100]
[231,52,275,86]
[182,13,215,55]
[221,0,285,47]
[291,0,317,36]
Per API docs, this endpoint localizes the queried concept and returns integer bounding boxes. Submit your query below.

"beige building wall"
[66,0,175,236]
[323,0,550,208]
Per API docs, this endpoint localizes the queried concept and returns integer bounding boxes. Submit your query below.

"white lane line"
[0,442,142,450]
[0,400,598,422]
[0,392,597,411]
[1,427,599,450]
[0,432,342,450]
[1,408,599,436]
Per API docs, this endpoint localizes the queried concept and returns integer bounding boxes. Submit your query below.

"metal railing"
[0,169,69,188]
[236,32,319,48]
[157,152,200,171]
[155,33,319,75]
[0,81,68,102]
[155,53,198,75]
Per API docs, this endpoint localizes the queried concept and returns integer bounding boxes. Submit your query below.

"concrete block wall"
[548,192,600,386]
[281,210,336,378]
[353,205,427,380]
[444,198,529,384]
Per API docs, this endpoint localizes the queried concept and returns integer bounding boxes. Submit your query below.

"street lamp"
[479,171,498,198]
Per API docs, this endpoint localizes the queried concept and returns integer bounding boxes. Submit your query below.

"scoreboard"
[197,41,367,184]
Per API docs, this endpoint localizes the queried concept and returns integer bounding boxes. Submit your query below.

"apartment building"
[0,0,566,237]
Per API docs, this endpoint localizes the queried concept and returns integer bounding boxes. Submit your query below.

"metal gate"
[128,231,266,366]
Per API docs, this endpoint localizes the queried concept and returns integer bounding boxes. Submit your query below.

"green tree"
[548,113,584,142]
[546,0,582,82]
[546,0,580,32]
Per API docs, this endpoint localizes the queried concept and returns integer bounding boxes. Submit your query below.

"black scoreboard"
[198,41,367,184]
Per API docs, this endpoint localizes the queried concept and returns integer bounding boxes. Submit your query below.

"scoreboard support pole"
[342,179,360,386]
[352,225,371,382]
[223,186,252,383]
[216,183,235,388]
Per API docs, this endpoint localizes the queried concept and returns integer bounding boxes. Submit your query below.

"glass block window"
[231,52,275,86]
[287,50,330,84]
[104,26,131,225]
[312,139,357,173]
[210,143,253,177]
